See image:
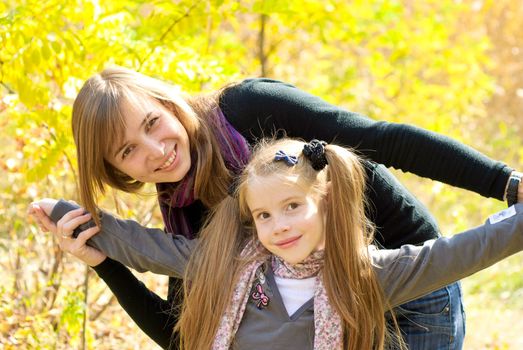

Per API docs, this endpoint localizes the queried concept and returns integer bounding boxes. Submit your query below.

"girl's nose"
[273,217,291,234]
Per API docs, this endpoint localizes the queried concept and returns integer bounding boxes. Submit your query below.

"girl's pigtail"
[176,195,247,349]
[322,145,388,350]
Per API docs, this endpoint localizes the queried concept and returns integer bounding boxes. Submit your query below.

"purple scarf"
[156,107,250,238]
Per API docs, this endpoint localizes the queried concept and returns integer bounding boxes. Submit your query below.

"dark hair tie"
[302,139,328,171]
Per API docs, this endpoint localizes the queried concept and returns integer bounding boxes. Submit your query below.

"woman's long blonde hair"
[72,67,231,225]
[177,138,400,350]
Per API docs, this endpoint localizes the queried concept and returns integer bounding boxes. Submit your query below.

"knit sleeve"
[219,78,512,200]
[92,258,176,349]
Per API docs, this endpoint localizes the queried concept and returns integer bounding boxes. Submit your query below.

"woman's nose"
[144,138,165,158]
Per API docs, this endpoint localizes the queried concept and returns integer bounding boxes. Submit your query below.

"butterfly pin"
[251,283,270,309]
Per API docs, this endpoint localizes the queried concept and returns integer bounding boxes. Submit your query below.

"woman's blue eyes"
[145,116,159,131]
[121,115,160,160]
[122,146,133,159]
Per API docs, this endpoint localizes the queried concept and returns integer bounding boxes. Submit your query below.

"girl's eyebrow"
[250,206,266,216]
[250,195,301,215]
[112,112,154,158]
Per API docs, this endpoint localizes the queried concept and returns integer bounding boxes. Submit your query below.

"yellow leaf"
[41,43,52,60]
[30,49,41,66]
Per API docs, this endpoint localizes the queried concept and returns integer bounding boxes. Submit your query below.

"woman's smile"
[156,146,178,171]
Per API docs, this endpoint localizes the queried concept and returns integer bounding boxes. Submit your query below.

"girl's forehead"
[245,173,311,198]
[249,172,299,186]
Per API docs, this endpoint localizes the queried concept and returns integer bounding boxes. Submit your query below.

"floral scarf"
[212,241,343,349]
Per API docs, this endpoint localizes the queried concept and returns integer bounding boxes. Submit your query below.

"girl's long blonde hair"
[72,67,231,225]
[177,138,400,350]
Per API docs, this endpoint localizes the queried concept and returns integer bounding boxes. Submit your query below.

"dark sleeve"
[364,161,441,247]
[50,202,183,348]
[92,258,177,349]
[219,78,512,200]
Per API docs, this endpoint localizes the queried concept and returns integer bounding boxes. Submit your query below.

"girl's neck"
[271,250,324,279]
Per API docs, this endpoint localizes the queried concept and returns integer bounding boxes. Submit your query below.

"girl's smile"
[274,235,302,249]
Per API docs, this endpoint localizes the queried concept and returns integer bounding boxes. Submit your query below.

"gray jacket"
[51,202,523,307]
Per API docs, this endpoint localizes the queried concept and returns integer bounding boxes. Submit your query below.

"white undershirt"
[273,276,316,316]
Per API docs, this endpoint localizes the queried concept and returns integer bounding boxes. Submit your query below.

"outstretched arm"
[373,204,523,307]
[221,78,516,201]
[51,200,195,276]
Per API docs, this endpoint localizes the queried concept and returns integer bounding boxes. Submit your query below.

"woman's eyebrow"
[112,112,154,157]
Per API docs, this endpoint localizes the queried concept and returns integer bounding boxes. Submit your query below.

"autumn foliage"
[1,0,522,348]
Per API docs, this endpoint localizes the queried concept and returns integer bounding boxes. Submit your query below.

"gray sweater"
[50,202,523,348]
[51,202,523,309]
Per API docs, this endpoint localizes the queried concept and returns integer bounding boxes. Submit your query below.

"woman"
[30,66,522,349]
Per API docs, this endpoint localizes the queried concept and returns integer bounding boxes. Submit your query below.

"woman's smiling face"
[108,94,192,184]
[246,173,326,265]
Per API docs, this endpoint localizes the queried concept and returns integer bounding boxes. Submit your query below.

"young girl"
[30,66,523,349]
[45,138,523,350]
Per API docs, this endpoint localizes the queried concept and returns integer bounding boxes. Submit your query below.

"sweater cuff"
[92,257,122,278]
[49,199,96,238]
[49,199,80,222]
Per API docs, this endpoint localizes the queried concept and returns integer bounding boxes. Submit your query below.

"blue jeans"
[390,282,465,349]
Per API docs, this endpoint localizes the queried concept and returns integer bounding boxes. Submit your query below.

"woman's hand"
[28,202,107,266]
[28,198,59,232]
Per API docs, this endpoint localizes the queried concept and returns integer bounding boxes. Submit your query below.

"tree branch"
[138,0,204,71]
[258,14,268,77]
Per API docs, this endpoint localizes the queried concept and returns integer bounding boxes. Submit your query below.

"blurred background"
[1,0,522,348]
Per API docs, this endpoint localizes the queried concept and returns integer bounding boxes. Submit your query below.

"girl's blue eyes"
[259,212,270,220]
[256,203,300,220]
[288,202,299,210]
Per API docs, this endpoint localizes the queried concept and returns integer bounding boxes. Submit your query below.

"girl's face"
[246,173,326,264]
[108,95,191,184]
